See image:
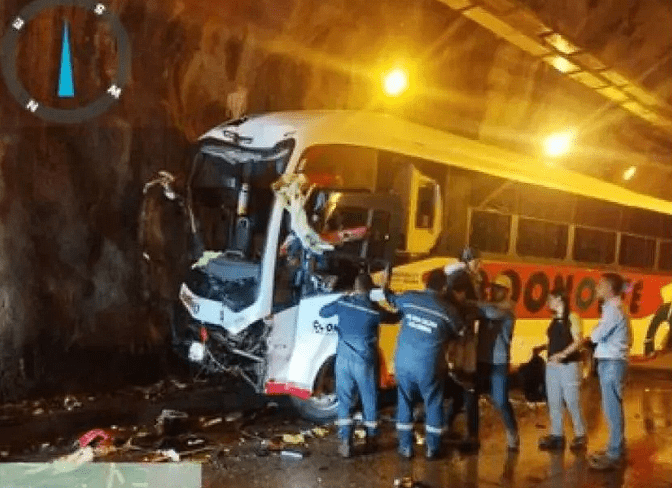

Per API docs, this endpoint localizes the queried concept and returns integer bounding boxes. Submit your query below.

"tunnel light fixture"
[383,68,409,97]
[542,33,580,55]
[623,166,637,181]
[544,131,575,157]
[542,55,579,74]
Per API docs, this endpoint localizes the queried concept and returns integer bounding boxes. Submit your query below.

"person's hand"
[548,353,564,363]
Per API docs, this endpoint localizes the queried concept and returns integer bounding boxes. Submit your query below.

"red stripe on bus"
[264,381,312,400]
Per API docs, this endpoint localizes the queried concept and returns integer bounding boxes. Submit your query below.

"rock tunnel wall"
[0,0,669,400]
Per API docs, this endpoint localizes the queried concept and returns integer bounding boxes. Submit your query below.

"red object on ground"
[200,326,208,343]
[78,429,112,448]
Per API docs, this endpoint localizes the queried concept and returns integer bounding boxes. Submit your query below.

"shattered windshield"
[189,139,293,262]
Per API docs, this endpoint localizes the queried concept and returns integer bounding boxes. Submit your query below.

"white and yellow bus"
[161,110,672,422]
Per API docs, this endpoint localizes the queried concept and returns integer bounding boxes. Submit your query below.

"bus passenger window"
[516,218,568,259]
[659,241,672,271]
[416,184,435,229]
[469,210,511,254]
[573,227,615,264]
[619,234,655,269]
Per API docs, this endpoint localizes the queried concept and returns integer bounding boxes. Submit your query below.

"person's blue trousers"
[395,365,444,453]
[335,351,378,441]
[465,362,518,436]
[597,359,627,459]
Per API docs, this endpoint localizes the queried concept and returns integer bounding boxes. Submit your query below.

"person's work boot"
[506,430,520,452]
[538,435,565,451]
[398,445,413,459]
[425,446,442,461]
[338,440,352,458]
[569,436,587,451]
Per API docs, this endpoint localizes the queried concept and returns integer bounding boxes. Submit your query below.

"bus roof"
[201,110,672,216]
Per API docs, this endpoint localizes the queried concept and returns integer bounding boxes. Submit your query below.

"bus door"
[393,164,443,256]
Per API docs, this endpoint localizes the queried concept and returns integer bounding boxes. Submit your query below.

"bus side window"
[416,184,435,229]
[573,227,616,264]
[470,209,511,254]
[659,241,672,271]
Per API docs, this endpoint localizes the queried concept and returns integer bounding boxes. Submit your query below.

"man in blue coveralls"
[381,269,465,460]
[319,272,391,458]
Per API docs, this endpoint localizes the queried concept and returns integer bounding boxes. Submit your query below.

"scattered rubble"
[63,395,82,411]
[158,449,180,462]
[53,446,95,473]
[156,409,189,435]
[280,448,306,459]
[282,433,305,444]
[394,477,414,488]
[201,416,223,428]
[225,411,243,422]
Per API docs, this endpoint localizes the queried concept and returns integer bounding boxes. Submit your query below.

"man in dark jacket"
[319,273,389,458]
[382,269,465,460]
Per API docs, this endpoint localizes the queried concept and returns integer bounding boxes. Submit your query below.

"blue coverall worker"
[383,269,465,459]
[319,273,393,458]
[467,273,520,451]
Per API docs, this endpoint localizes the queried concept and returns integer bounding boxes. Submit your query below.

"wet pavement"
[0,371,671,488]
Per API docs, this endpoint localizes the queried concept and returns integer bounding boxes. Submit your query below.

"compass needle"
[57,21,75,98]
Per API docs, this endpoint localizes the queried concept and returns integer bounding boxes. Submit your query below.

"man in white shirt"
[588,273,630,470]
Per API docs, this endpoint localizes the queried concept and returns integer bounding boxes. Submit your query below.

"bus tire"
[290,356,338,424]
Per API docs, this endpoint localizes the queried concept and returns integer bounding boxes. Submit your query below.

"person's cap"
[491,273,512,291]
[459,246,481,263]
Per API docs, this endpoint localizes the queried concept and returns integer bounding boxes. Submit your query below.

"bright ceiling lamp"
[383,68,409,97]
[623,166,636,180]
[544,131,575,157]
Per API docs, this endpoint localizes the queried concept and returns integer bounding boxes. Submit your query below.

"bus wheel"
[290,357,338,424]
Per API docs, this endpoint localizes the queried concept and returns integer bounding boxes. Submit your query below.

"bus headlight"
[188,342,206,363]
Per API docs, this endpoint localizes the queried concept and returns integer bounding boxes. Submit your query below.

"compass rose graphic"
[1,0,131,123]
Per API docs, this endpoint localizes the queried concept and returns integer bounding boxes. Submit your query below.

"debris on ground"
[354,429,366,440]
[266,402,279,409]
[415,432,425,446]
[63,395,82,411]
[261,438,285,451]
[225,411,243,422]
[78,428,113,449]
[312,427,330,438]
[394,476,414,488]
[32,408,45,416]
[156,409,189,435]
[282,433,305,444]
[52,446,95,473]
[187,437,206,447]
[280,448,306,459]
[169,378,188,390]
[201,417,223,428]
[0,450,8,457]
[158,449,180,462]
